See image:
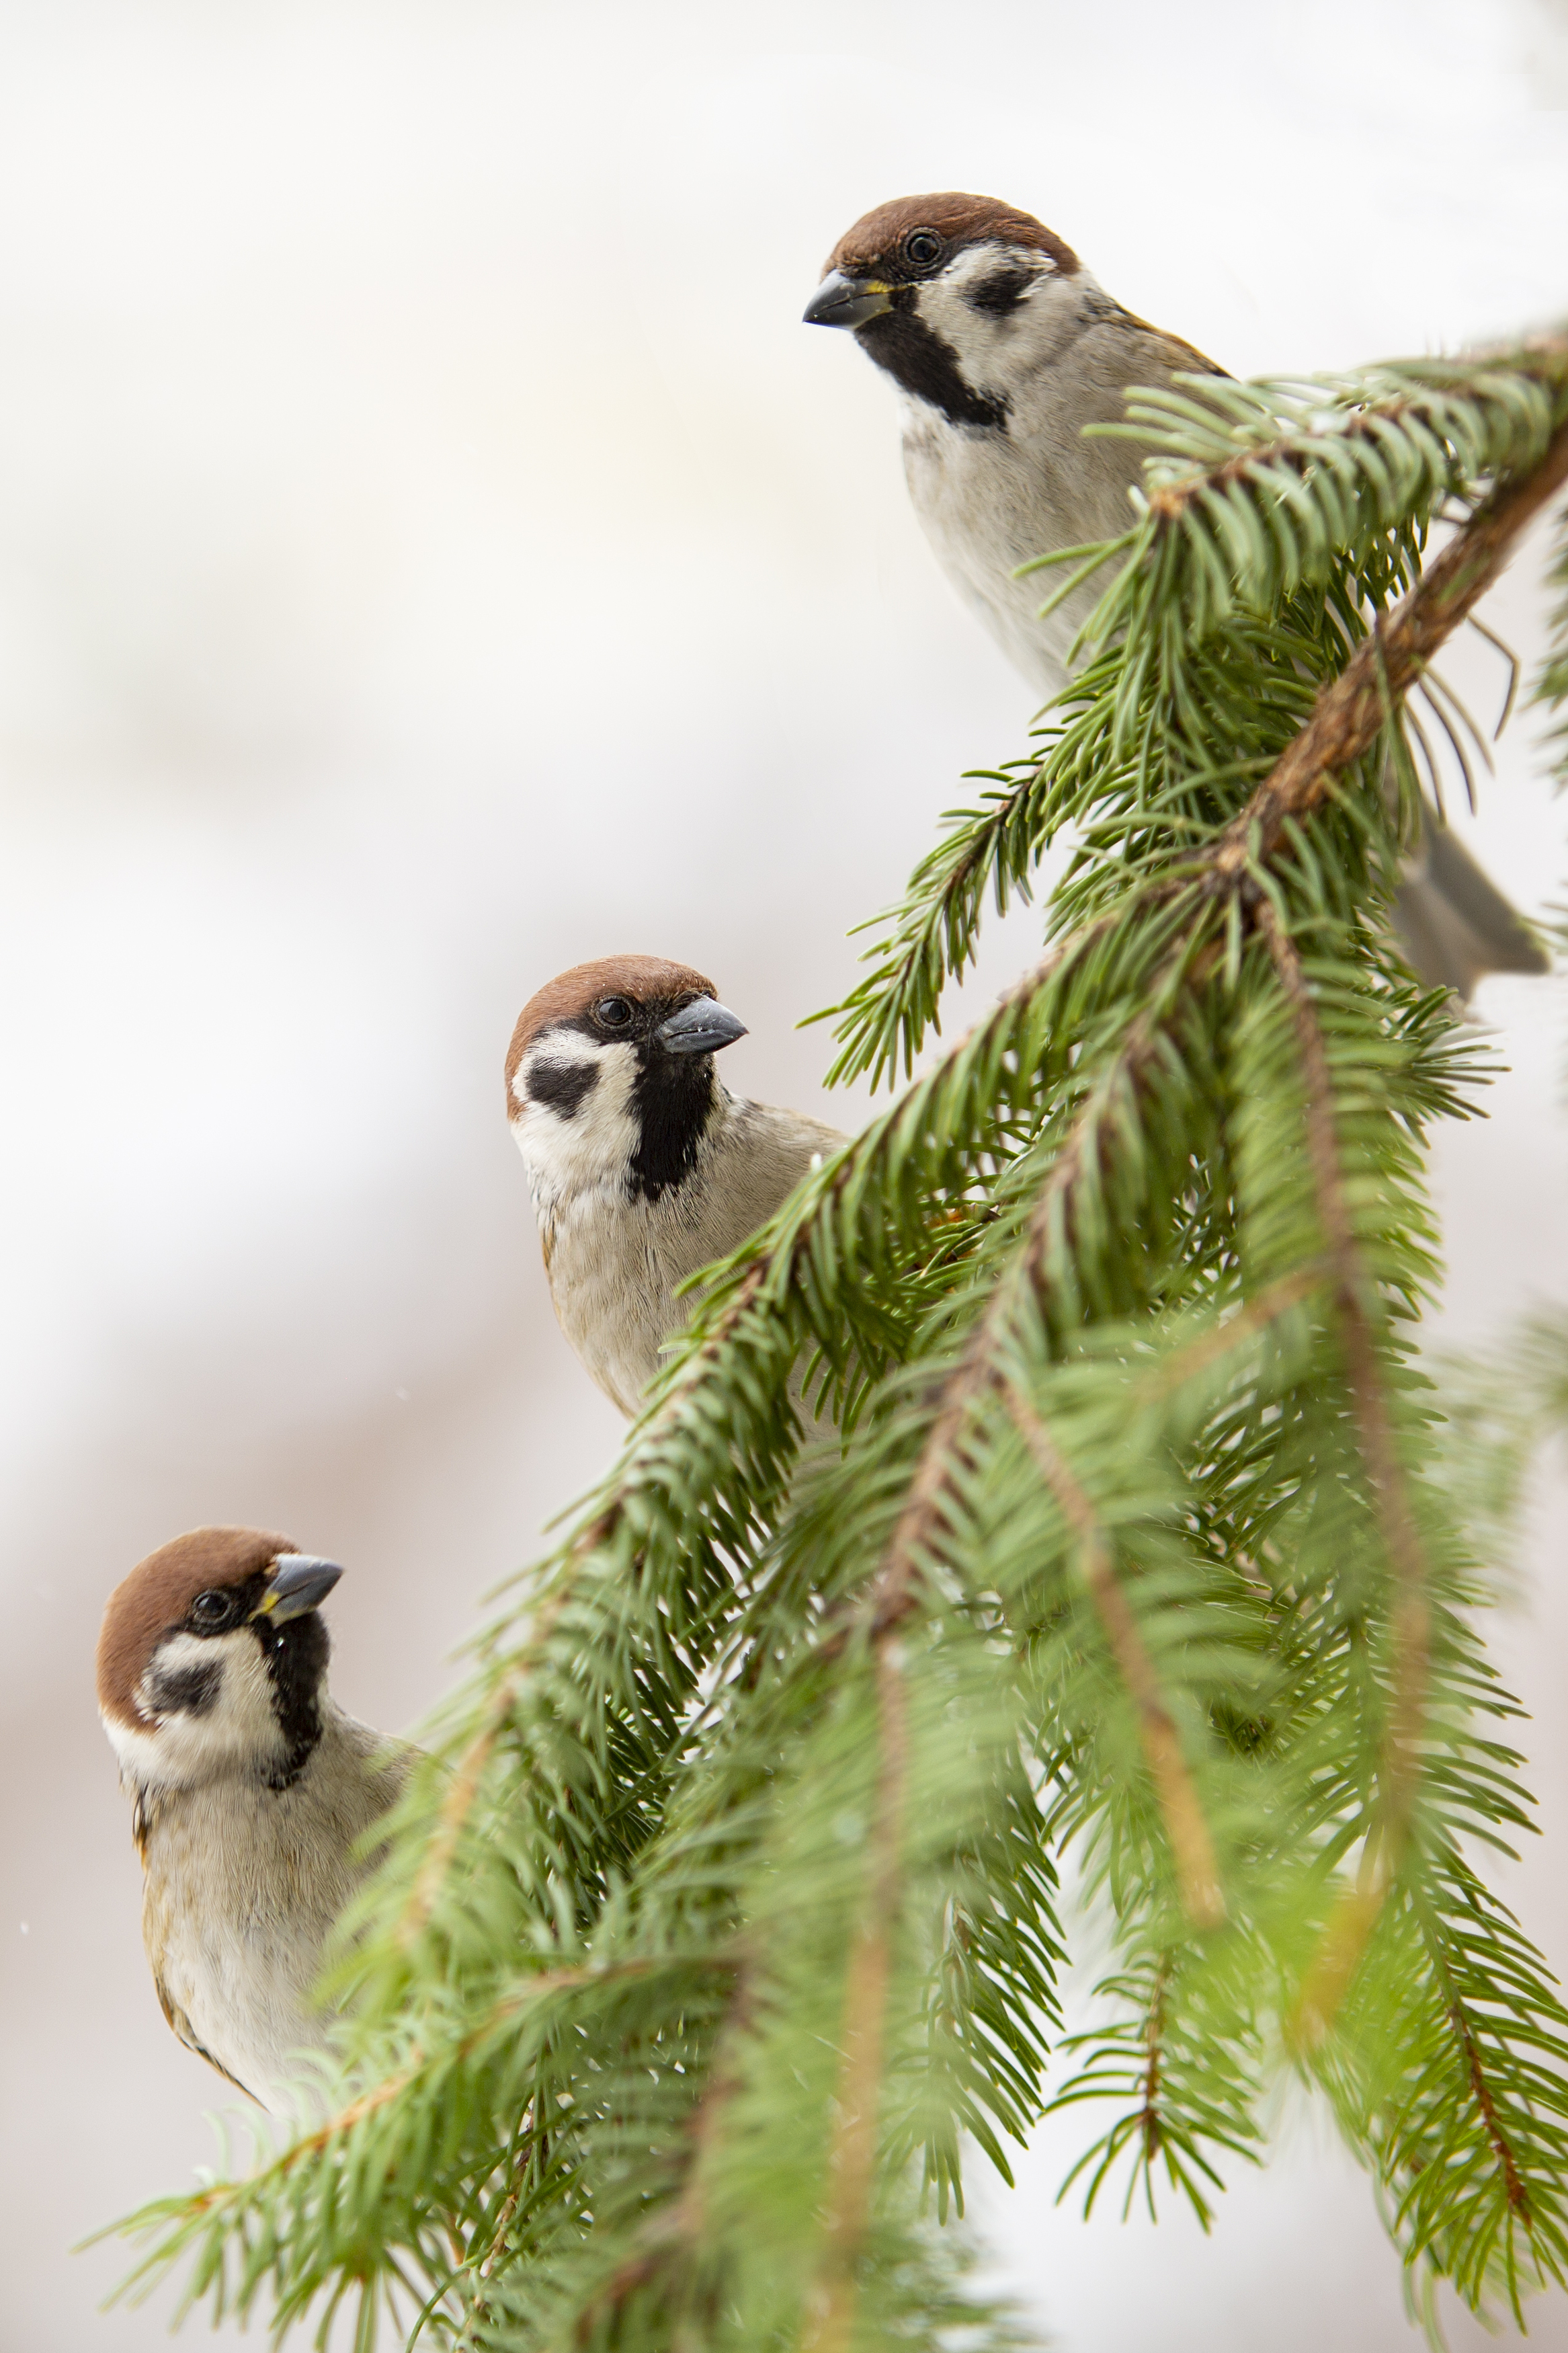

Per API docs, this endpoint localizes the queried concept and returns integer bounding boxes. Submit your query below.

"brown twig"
[799,1023,1168,2338]
[1145,347,1568,528]
[807,1637,911,2353]
[802,947,1227,2340]
[802,986,1190,2344]
[452,2171,527,2353]
[174,1954,729,2218]
[880,989,1180,1636]
[1141,1954,1173,2169]
[1448,1996,1532,2222]
[1133,1265,1327,1402]
[397,1263,776,1950]
[567,1966,758,2344]
[1145,394,1433,523]
[1206,413,1568,879]
[397,1568,593,1953]
[1255,900,1433,2040]
[1003,1379,1225,1931]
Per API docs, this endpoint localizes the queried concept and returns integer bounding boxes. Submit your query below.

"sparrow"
[806,191,1548,998]
[505,955,845,1417]
[97,1525,410,2111]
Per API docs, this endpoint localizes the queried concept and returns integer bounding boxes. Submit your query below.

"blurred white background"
[3,1,1567,2346]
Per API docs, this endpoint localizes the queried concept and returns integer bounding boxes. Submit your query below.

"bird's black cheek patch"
[967,267,1033,319]
[528,1058,601,1120]
[147,1657,222,1718]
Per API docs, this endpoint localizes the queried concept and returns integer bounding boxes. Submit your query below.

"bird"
[96,1525,410,2111]
[805,191,1547,999]
[505,954,845,1417]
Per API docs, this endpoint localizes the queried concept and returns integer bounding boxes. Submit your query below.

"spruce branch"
[452,2174,525,2353]
[104,340,1568,2352]
[388,1263,776,1962]
[829,356,1568,1090]
[188,1954,734,2217]
[549,1971,758,2347]
[1002,1378,1224,1931]
[1134,1266,1327,1400]
[397,1550,600,1954]
[1048,1948,1262,2231]
[1255,900,1433,2040]
[1444,1983,1532,2230]
[809,1641,911,2353]
[853,955,1190,1651]
[1206,411,1568,876]
[1138,1956,1171,2190]
[1126,352,1567,545]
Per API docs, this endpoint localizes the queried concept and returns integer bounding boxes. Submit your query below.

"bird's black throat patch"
[628,1050,717,1205]
[251,1610,329,1790]
[856,299,1009,431]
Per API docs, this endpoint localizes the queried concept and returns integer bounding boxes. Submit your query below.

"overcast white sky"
[3,3,1567,2347]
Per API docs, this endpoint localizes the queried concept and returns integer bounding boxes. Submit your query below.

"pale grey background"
[3,2,1567,2346]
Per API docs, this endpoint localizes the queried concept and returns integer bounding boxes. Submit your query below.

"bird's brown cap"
[825,192,1078,281]
[505,954,718,1102]
[97,1526,296,1730]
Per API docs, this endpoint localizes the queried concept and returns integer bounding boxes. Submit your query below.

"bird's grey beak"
[254,1554,343,1624]
[657,998,748,1056]
[803,270,895,329]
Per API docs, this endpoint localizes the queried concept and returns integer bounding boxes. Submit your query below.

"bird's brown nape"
[96,1526,296,1730]
[826,192,1078,280]
[505,953,718,1104]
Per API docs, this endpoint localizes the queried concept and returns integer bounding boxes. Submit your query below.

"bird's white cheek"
[923,280,1012,364]
[105,1632,286,1793]
[511,1043,640,1212]
[102,1713,169,1791]
[920,266,1070,395]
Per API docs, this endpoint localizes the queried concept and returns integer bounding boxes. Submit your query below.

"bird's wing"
[152,1968,263,2103]
[1395,817,1550,999]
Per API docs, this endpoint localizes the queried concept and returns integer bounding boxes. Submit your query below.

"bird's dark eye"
[595,996,634,1029]
[904,230,943,268]
[190,1589,236,1628]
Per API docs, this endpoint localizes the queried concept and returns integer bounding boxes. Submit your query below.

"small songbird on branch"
[807,191,1548,998]
[97,1527,409,2110]
[506,955,844,1417]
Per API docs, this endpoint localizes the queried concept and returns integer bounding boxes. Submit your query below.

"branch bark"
[1208,414,1568,875]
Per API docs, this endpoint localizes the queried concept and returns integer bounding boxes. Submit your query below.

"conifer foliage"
[114,343,1568,2349]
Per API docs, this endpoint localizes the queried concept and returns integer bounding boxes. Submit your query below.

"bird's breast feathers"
[136,1716,405,2108]
[535,1099,840,1415]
